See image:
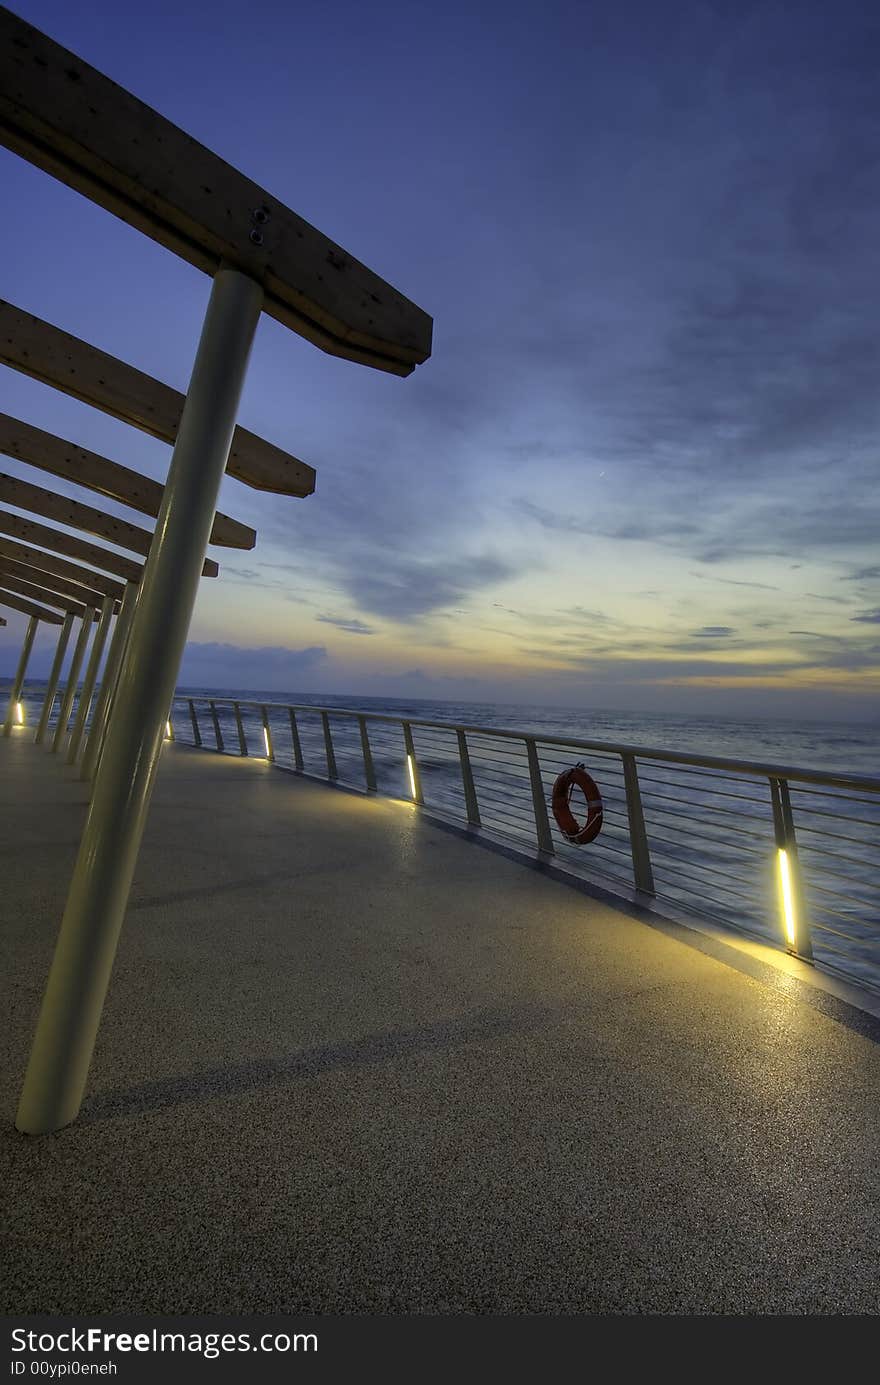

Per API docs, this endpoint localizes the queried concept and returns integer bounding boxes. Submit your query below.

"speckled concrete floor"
[2,733,879,1314]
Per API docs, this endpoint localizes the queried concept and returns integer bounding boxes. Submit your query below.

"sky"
[1,0,878,722]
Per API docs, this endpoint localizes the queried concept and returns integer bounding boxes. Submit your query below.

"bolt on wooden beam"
[0,10,432,378]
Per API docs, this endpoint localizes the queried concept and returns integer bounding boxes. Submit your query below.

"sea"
[10,681,880,992]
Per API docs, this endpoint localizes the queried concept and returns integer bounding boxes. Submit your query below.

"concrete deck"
[2,733,880,1315]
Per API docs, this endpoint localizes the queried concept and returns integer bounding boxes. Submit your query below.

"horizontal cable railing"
[162,695,875,993]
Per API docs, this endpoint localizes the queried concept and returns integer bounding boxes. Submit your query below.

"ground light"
[164,720,172,740]
[407,753,417,799]
[16,701,24,725]
[263,726,271,758]
[778,848,797,949]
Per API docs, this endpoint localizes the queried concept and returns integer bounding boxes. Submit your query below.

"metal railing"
[169,695,880,993]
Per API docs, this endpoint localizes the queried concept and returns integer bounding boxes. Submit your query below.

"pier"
[3,731,880,1314]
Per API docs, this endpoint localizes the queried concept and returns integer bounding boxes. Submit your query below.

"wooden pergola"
[1,5,432,1134]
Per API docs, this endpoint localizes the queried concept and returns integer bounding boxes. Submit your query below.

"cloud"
[178,642,327,691]
[350,553,518,621]
[689,626,735,638]
[851,609,880,624]
[689,571,780,592]
[315,614,376,635]
[843,566,880,582]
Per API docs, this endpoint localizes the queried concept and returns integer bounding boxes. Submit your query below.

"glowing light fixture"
[164,720,172,739]
[407,753,417,799]
[15,701,24,725]
[778,848,797,948]
[263,726,271,758]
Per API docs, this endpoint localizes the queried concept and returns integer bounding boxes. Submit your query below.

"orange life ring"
[551,762,603,844]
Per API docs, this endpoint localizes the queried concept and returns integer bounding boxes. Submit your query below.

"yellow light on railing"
[15,701,24,725]
[778,848,797,948]
[263,726,271,758]
[407,753,417,798]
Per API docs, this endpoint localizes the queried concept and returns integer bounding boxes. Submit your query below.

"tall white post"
[17,267,263,1134]
[50,613,95,753]
[79,581,138,782]
[34,613,75,745]
[2,614,38,735]
[66,595,115,764]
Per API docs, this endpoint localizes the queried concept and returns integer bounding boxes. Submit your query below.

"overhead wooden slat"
[0,536,125,599]
[0,571,97,620]
[0,302,316,497]
[0,615,6,625]
[0,10,432,377]
[0,414,255,549]
[0,511,144,583]
[0,483,219,577]
[0,588,64,624]
[0,556,117,612]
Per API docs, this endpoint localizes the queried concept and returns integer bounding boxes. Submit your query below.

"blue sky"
[1,0,879,720]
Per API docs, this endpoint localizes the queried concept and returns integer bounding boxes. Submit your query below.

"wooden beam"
[0,414,255,549]
[0,571,96,620]
[0,615,6,625]
[0,485,219,577]
[0,588,64,624]
[0,10,432,376]
[0,557,117,612]
[0,536,125,599]
[0,511,144,583]
[0,302,316,498]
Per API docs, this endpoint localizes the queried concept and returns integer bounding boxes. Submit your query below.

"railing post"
[321,710,337,780]
[457,730,480,826]
[34,612,74,745]
[261,705,274,761]
[525,738,553,853]
[402,721,423,804]
[234,701,247,755]
[209,700,224,751]
[66,595,114,764]
[188,699,202,747]
[51,611,95,753]
[3,613,39,735]
[79,580,139,781]
[769,777,814,961]
[289,708,304,770]
[622,753,655,895]
[358,715,376,791]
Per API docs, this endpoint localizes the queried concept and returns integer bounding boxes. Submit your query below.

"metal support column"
[260,705,274,761]
[188,699,202,746]
[321,711,337,780]
[622,753,655,895]
[358,715,376,792]
[525,738,553,853]
[234,701,247,755]
[66,596,114,764]
[209,700,224,751]
[457,729,480,826]
[17,267,263,1134]
[79,582,138,780]
[289,708,303,770]
[769,776,814,961]
[50,612,95,753]
[2,613,38,735]
[402,721,423,804]
[34,613,74,745]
